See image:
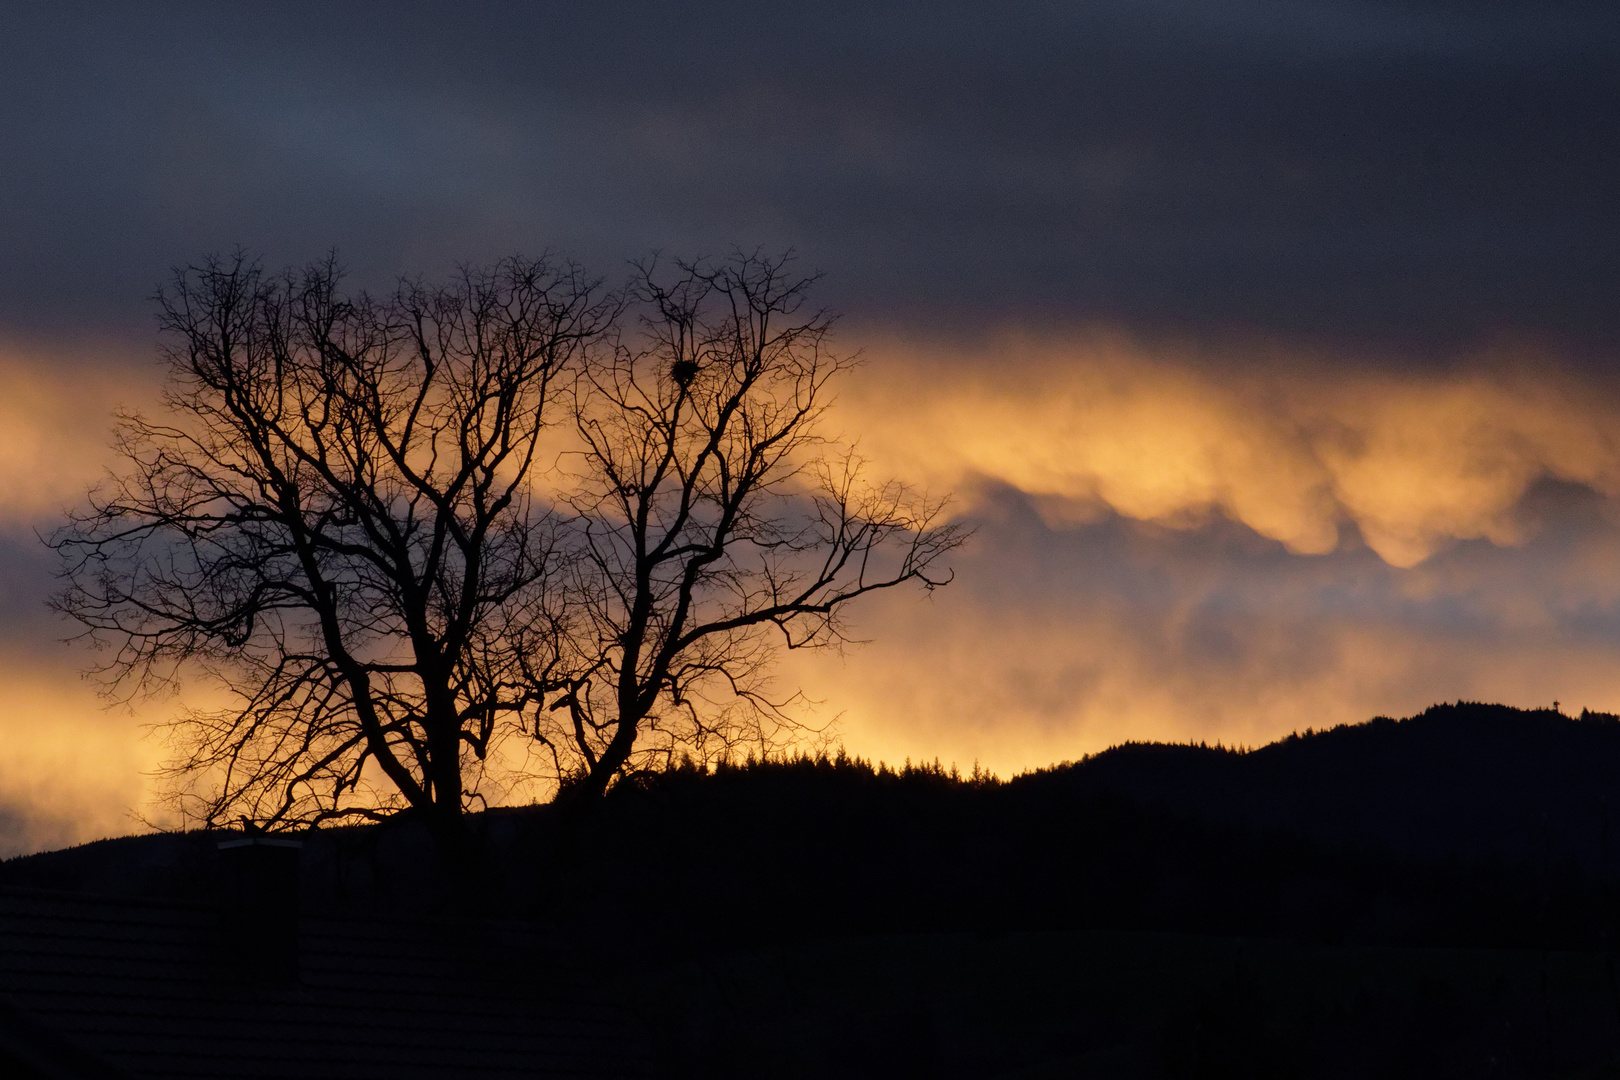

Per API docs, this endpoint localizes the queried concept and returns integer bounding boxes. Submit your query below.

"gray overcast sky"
[2,1,1616,351]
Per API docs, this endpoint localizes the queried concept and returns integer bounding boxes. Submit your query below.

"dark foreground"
[7,701,1620,1078]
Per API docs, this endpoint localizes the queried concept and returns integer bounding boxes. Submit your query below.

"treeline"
[7,702,1620,961]
[527,706,1620,965]
[11,701,1620,1077]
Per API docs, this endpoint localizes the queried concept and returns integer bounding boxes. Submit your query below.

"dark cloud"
[0,532,61,649]
[1,1,1615,353]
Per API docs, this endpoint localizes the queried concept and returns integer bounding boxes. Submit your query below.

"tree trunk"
[568,718,642,802]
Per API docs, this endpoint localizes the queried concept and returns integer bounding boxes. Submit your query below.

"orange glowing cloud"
[0,652,162,856]
[782,505,1620,776]
[836,332,1620,567]
[0,340,169,853]
[0,341,157,531]
[6,327,1620,851]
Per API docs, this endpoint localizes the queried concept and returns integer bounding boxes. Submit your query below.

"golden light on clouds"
[0,340,163,854]
[763,330,1620,774]
[785,563,1620,780]
[0,655,158,855]
[6,330,1620,849]
[838,332,1620,567]
[0,343,155,530]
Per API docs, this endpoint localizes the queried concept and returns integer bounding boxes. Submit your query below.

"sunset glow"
[840,334,1620,567]
[1,2,1616,854]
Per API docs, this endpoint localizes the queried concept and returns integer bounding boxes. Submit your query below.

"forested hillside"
[9,702,1620,1077]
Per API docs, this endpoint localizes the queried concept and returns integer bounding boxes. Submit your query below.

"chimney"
[217,836,303,984]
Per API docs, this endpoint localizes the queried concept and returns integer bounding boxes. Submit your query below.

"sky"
[1,0,1618,853]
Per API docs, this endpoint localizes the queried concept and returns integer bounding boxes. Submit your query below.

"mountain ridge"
[4,701,1617,952]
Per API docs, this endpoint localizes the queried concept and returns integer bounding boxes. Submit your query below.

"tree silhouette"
[545,253,967,799]
[52,254,613,834]
[52,250,965,828]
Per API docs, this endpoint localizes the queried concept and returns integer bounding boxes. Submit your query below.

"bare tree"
[54,249,964,832]
[543,252,967,800]
[52,254,614,835]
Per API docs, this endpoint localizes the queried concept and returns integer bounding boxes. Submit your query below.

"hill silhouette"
[9,701,1620,1077]
[500,701,1620,958]
[6,701,1620,949]
[1067,701,1620,875]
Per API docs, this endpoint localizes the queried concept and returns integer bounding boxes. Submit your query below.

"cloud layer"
[787,473,1620,777]
[2,3,1616,348]
[6,328,1620,846]
[840,333,1620,566]
[0,344,155,531]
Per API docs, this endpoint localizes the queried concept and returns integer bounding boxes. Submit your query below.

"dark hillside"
[1060,702,1620,875]
[9,702,1620,1077]
[5,702,1619,953]
[523,713,1617,959]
